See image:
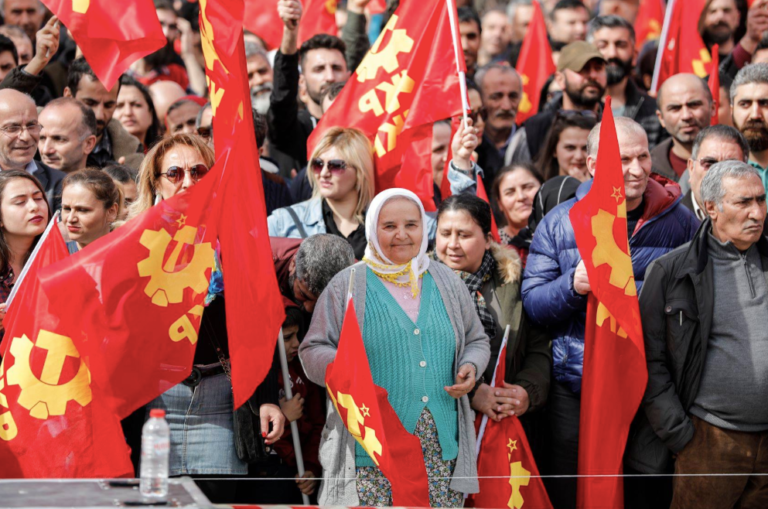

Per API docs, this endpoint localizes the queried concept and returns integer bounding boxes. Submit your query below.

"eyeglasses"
[468,107,487,124]
[197,126,212,140]
[157,164,210,184]
[0,122,42,138]
[310,158,349,175]
[159,21,179,31]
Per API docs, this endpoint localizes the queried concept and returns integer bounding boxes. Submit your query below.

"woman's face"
[431,122,452,188]
[114,85,153,143]
[436,209,490,274]
[498,168,541,229]
[376,197,423,265]
[62,183,117,248]
[468,88,485,139]
[1,178,48,240]
[313,146,359,202]
[555,126,590,181]
[155,144,209,200]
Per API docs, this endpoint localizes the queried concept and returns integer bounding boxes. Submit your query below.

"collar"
[92,127,112,156]
[749,159,768,172]
[691,193,707,221]
[25,160,37,175]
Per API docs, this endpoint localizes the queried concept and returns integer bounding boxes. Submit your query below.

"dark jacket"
[341,11,370,72]
[650,137,679,182]
[521,176,699,393]
[626,221,768,473]
[262,169,294,216]
[623,79,666,149]
[34,161,65,211]
[476,136,505,196]
[86,119,144,171]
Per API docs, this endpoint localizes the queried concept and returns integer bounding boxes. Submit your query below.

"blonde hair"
[308,127,374,223]
[130,133,215,219]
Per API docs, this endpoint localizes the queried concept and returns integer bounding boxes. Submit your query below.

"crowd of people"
[1,0,768,508]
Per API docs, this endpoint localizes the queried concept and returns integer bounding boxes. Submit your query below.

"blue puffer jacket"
[521,177,699,393]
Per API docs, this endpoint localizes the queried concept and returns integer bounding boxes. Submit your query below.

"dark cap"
[557,41,606,73]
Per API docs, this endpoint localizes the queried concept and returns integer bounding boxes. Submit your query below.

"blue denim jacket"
[267,161,483,240]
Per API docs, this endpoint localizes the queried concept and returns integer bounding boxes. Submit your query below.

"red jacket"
[271,236,302,305]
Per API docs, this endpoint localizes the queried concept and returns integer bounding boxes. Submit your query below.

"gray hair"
[295,234,355,296]
[587,15,636,44]
[195,102,211,129]
[586,117,647,158]
[475,64,521,94]
[700,160,761,208]
[507,0,533,22]
[730,63,768,103]
[691,125,749,162]
[245,41,269,62]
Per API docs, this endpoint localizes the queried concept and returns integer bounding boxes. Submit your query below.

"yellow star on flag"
[507,438,518,452]
[611,187,623,203]
[176,214,187,228]
[360,403,370,417]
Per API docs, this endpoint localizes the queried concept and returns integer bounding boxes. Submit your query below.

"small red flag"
[298,0,339,43]
[308,0,464,210]
[41,0,165,90]
[244,0,338,51]
[0,222,133,478]
[652,0,711,92]
[477,177,501,243]
[325,293,431,507]
[515,0,555,125]
[709,44,720,125]
[439,118,461,204]
[569,99,648,508]
[634,0,665,51]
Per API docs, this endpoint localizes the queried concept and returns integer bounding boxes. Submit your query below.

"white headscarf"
[363,188,430,296]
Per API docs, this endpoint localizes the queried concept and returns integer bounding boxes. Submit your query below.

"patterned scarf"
[448,250,497,341]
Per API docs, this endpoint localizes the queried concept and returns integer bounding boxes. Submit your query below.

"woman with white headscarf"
[300,189,490,507]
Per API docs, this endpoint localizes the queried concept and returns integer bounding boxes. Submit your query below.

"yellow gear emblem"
[72,0,89,14]
[591,208,636,297]
[356,14,414,83]
[137,225,215,307]
[5,331,92,420]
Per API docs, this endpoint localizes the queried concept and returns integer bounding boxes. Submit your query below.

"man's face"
[657,79,713,147]
[38,104,95,173]
[0,96,39,170]
[702,0,739,46]
[196,106,213,149]
[559,60,607,109]
[591,27,635,86]
[688,138,745,205]
[550,6,589,44]
[468,88,486,139]
[0,51,17,82]
[9,35,32,65]
[459,20,481,69]
[588,128,651,205]
[167,102,201,136]
[480,68,522,132]
[732,83,768,154]
[247,53,273,94]
[707,174,767,251]
[300,48,348,106]
[431,121,452,188]
[510,5,533,43]
[292,275,318,313]
[66,76,120,139]
[481,11,511,57]
[3,0,43,42]
[156,8,180,43]
[599,0,640,24]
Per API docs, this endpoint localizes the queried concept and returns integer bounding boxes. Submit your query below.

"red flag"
[41,0,165,90]
[0,222,133,478]
[244,0,338,51]
[369,0,387,14]
[569,99,648,508]
[200,0,286,409]
[326,292,430,507]
[652,0,711,92]
[471,336,552,509]
[477,177,501,243]
[515,1,555,125]
[634,0,664,51]
[298,0,339,43]
[308,0,464,210]
[709,44,720,125]
[439,118,461,204]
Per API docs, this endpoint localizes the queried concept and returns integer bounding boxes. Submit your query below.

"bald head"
[657,73,712,109]
[148,80,185,124]
[0,88,38,170]
[656,73,714,149]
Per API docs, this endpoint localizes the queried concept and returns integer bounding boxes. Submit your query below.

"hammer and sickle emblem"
[329,389,383,464]
[591,208,637,297]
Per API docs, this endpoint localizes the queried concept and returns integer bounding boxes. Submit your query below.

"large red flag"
[709,44,720,125]
[652,0,711,92]
[244,0,338,51]
[41,0,165,89]
[308,0,464,210]
[471,334,552,509]
[299,0,339,43]
[634,0,664,51]
[326,290,430,507]
[515,0,555,125]
[569,99,648,508]
[200,0,286,409]
[0,222,133,478]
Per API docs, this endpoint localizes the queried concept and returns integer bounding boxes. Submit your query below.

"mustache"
[252,83,273,95]
[494,110,516,118]
[580,80,604,91]
[743,120,768,130]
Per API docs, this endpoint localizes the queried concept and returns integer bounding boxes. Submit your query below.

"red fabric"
[633,0,664,51]
[273,358,324,475]
[634,175,682,233]
[515,1,555,125]
[201,0,286,409]
[732,42,753,69]
[298,0,339,44]
[271,236,303,300]
[668,148,688,177]
[400,126,437,211]
[709,44,720,125]
[439,118,460,203]
[569,100,648,509]
[307,0,464,211]
[137,63,191,91]
[476,177,501,243]
[325,297,430,507]
[244,0,282,50]
[0,224,133,478]
[653,0,711,92]
[369,0,387,15]
[470,342,552,509]
[41,0,165,90]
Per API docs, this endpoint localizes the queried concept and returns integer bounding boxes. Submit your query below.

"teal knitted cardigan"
[356,268,458,467]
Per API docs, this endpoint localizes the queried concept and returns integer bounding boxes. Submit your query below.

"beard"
[144,41,178,69]
[564,78,605,109]
[740,119,768,152]
[605,57,633,86]
[703,23,733,46]
[251,84,273,114]
[307,82,330,106]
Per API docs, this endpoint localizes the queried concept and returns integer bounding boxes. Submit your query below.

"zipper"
[743,254,756,298]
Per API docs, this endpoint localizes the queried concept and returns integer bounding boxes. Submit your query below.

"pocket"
[664,299,698,355]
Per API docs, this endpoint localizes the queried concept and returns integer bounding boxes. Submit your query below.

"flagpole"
[445,0,471,127]
[6,212,59,309]
[650,0,675,94]
[277,328,311,505]
[474,324,510,454]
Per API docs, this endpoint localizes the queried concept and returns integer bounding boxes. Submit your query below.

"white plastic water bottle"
[140,409,170,500]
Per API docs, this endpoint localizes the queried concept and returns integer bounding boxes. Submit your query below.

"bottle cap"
[149,409,166,418]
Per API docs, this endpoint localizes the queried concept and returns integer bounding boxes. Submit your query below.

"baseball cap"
[557,41,606,73]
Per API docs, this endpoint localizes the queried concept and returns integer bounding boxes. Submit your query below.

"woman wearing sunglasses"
[60,169,122,254]
[131,134,285,503]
